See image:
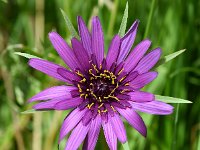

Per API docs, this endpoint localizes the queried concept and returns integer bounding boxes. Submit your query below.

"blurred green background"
[0,0,199,150]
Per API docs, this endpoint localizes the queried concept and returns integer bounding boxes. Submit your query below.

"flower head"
[28,16,173,150]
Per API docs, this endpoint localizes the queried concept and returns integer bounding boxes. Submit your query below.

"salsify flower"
[28,16,173,150]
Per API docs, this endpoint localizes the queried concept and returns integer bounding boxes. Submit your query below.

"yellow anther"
[80,78,86,83]
[85,94,88,99]
[88,103,94,109]
[89,69,96,76]
[92,64,99,73]
[118,68,124,75]
[119,76,126,82]
[110,105,116,112]
[102,109,108,113]
[76,71,84,77]
[80,93,85,97]
[112,78,115,84]
[125,83,129,86]
[120,89,129,93]
[98,97,102,102]
[109,96,120,101]
[86,89,90,91]
[98,103,104,108]
[98,110,101,114]
[77,84,82,92]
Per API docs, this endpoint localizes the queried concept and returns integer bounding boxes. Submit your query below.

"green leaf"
[118,2,128,37]
[60,8,79,38]
[163,49,186,63]
[14,52,40,59]
[154,49,186,68]
[122,142,130,150]
[155,95,192,103]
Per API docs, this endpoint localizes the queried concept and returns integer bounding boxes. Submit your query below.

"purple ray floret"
[28,16,173,150]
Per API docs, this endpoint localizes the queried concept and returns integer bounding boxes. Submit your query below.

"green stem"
[143,0,156,38]
[171,104,179,150]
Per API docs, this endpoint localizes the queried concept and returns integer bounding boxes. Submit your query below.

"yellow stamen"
[77,84,82,92]
[80,78,86,83]
[102,109,108,113]
[110,105,116,112]
[88,103,94,109]
[98,103,104,108]
[119,76,126,82]
[76,70,84,77]
[118,68,124,75]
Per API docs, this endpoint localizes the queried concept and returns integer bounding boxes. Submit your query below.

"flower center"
[76,65,119,103]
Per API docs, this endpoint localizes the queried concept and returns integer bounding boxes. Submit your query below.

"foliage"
[0,0,199,150]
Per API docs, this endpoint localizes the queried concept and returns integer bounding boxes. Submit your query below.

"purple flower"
[28,16,173,150]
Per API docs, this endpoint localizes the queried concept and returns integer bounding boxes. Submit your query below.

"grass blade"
[14,52,40,59]
[154,49,186,68]
[60,9,79,38]
[122,142,130,150]
[155,95,192,103]
[118,2,128,37]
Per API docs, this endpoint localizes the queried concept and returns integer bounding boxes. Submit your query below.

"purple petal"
[102,119,117,150]
[131,100,174,115]
[129,71,158,89]
[117,107,147,137]
[106,35,121,69]
[71,38,90,70]
[33,98,64,110]
[122,71,139,84]
[59,108,87,143]
[77,16,92,55]
[65,121,90,150]
[110,113,127,143]
[28,85,76,102]
[124,39,151,72]
[134,48,162,74]
[83,115,101,150]
[54,97,83,110]
[82,110,92,126]
[48,32,80,70]
[128,91,155,102]
[91,16,104,66]
[28,58,69,82]
[117,20,139,63]
[57,68,80,82]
